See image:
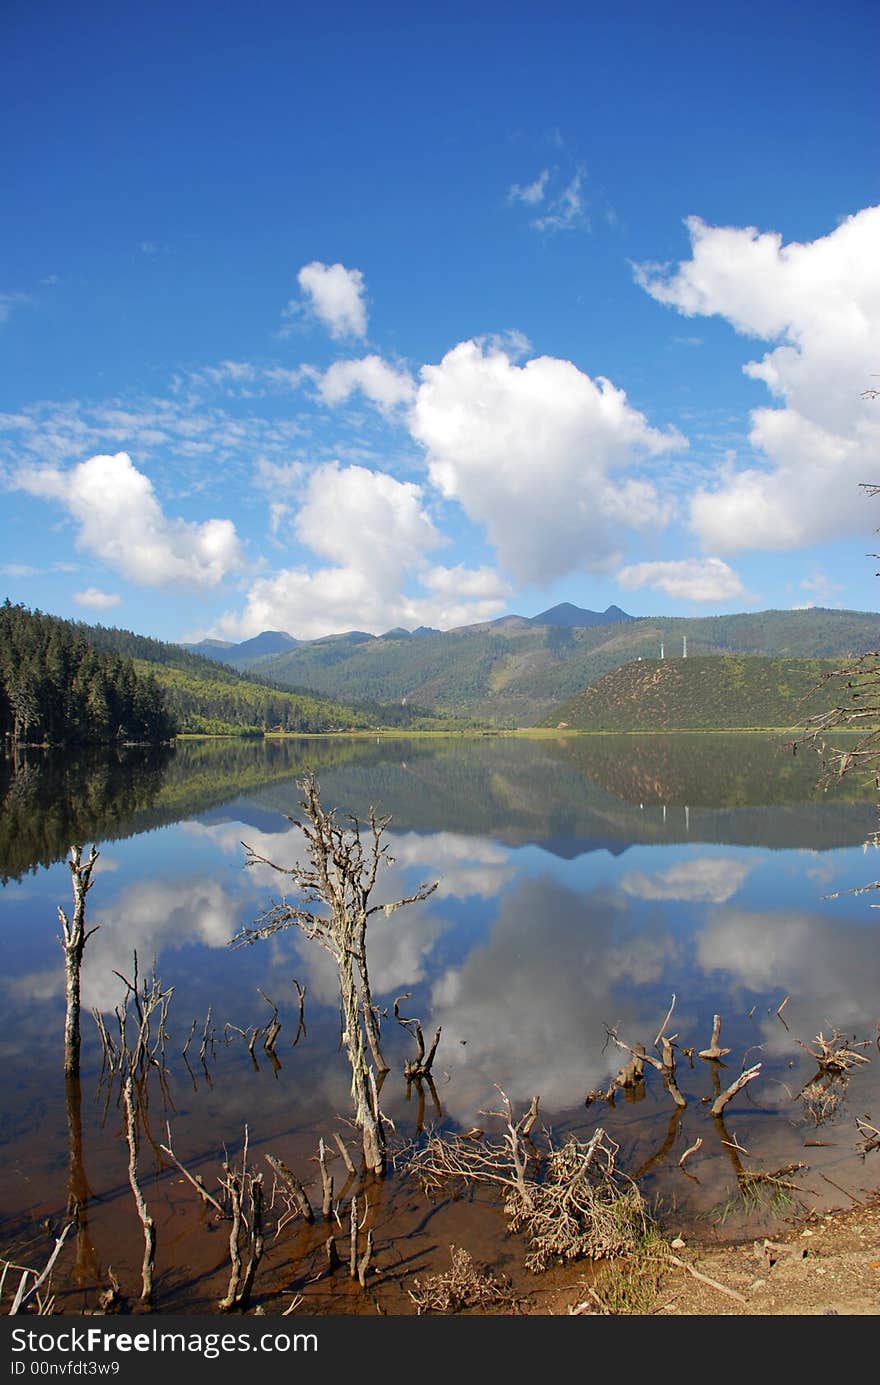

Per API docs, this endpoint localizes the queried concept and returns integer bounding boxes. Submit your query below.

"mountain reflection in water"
[1,733,877,1311]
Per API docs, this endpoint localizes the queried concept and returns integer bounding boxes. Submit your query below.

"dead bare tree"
[102,955,174,1309]
[217,1130,264,1313]
[58,845,100,1078]
[233,770,438,1175]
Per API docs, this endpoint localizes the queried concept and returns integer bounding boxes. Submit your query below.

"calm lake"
[2,733,879,1313]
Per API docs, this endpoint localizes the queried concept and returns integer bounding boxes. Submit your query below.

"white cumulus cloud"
[421,563,512,601]
[295,260,367,339]
[617,556,748,602]
[14,451,244,587]
[218,461,510,639]
[636,206,880,553]
[294,461,440,581]
[621,856,754,904]
[313,354,415,413]
[410,338,685,585]
[73,587,121,609]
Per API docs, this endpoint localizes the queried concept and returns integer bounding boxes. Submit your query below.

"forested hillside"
[131,659,374,734]
[0,600,173,743]
[0,603,466,740]
[247,608,880,725]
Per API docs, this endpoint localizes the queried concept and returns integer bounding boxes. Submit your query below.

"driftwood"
[699,1015,731,1061]
[799,1029,871,1075]
[616,1042,647,1089]
[856,1116,880,1154]
[394,994,442,1080]
[659,1037,687,1109]
[606,1022,687,1110]
[666,1253,747,1306]
[710,1063,762,1117]
[333,1132,356,1176]
[678,1137,703,1169]
[653,994,677,1050]
[159,1123,225,1217]
[6,1222,74,1315]
[265,1153,314,1224]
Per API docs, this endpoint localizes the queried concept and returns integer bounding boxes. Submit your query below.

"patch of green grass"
[585,1228,670,1314]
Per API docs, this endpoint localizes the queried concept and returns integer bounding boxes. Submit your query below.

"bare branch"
[710,1063,762,1117]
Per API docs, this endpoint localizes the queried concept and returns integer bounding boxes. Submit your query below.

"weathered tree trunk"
[123,1076,155,1307]
[355,916,388,1074]
[341,946,386,1174]
[58,845,100,1078]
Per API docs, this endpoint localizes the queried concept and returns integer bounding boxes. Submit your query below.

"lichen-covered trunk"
[355,912,388,1074]
[340,943,386,1175]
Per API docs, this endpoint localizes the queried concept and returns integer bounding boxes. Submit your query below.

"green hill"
[0,605,432,738]
[247,608,880,726]
[82,620,477,734]
[541,655,864,732]
[67,617,377,734]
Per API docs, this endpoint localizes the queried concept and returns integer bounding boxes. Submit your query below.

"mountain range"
[184,603,632,669]
[183,604,880,727]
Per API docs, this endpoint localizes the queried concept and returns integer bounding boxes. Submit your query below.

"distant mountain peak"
[530,603,633,628]
[181,629,297,666]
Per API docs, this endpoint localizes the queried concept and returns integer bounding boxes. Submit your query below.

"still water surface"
[1,734,878,1311]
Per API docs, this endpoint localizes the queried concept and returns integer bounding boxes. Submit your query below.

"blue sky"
[2,1,878,643]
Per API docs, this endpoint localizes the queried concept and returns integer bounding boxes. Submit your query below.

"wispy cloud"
[0,391,310,496]
[0,291,31,325]
[74,587,121,609]
[0,563,38,578]
[531,168,588,233]
[508,168,550,205]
